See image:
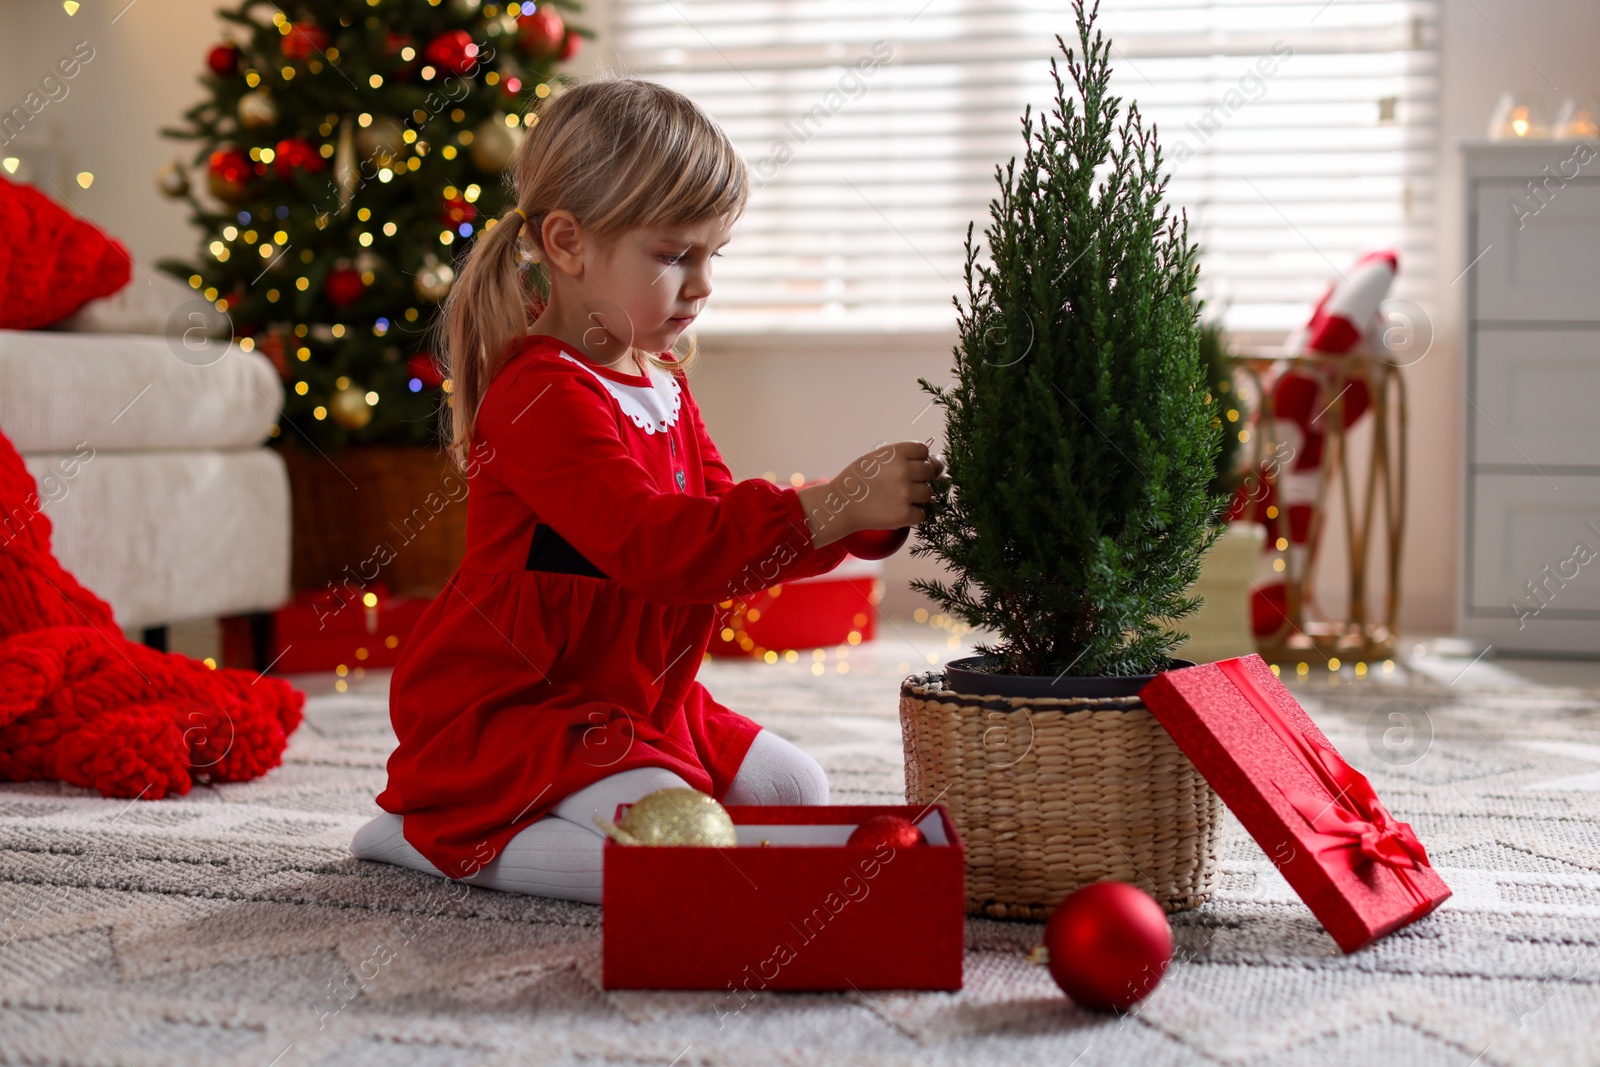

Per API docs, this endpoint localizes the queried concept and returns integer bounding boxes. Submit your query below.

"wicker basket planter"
[899,669,1226,920]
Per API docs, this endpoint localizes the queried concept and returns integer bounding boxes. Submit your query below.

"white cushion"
[49,266,232,338]
[24,448,291,628]
[0,329,282,453]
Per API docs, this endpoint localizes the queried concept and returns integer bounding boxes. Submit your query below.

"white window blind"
[615,0,1438,336]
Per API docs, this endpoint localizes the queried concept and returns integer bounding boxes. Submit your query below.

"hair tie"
[509,206,527,222]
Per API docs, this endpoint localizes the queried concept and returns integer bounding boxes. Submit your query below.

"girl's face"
[583,215,734,358]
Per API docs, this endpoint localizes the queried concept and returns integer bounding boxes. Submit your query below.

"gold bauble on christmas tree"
[155,160,189,198]
[470,117,519,172]
[414,253,455,302]
[334,116,357,213]
[238,88,278,129]
[595,788,738,847]
[356,115,407,167]
[329,384,374,429]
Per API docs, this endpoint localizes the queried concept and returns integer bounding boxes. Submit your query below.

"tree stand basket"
[899,671,1226,919]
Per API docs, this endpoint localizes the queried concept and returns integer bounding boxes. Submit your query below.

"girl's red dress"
[377,334,850,877]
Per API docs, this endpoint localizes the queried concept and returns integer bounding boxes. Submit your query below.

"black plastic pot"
[942,655,1197,700]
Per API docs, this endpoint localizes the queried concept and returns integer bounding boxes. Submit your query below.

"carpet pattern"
[3,658,1600,1066]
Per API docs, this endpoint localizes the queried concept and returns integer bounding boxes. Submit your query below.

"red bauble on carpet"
[1043,881,1172,1011]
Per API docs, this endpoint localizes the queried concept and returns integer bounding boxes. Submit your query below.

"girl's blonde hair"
[436,76,749,471]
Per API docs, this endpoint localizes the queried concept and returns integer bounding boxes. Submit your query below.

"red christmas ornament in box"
[604,804,965,991]
[1139,655,1452,953]
[1043,882,1172,1011]
[560,29,582,62]
[426,30,480,76]
[272,137,324,179]
[517,7,566,58]
[281,22,328,62]
[847,814,926,849]
[207,43,240,77]
[220,583,434,675]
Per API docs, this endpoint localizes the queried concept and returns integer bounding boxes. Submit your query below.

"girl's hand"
[798,441,945,549]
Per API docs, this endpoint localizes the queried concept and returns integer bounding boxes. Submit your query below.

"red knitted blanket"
[0,428,304,799]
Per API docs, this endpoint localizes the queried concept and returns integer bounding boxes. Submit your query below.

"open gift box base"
[602,804,964,992]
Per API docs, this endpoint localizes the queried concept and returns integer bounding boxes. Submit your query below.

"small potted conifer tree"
[899,1,1228,918]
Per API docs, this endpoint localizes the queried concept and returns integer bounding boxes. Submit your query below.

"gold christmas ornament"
[469,118,519,172]
[595,788,738,847]
[334,116,358,213]
[156,160,189,198]
[329,383,374,429]
[449,0,481,15]
[237,88,278,129]
[414,254,455,302]
[355,115,407,167]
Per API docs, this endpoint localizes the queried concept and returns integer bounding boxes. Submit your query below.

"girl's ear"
[540,210,585,278]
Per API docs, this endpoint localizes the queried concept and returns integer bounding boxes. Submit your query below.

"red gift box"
[221,582,433,674]
[708,557,885,658]
[1139,654,1451,953]
[603,804,964,992]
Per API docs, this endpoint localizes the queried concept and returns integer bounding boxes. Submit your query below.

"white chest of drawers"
[1460,141,1600,655]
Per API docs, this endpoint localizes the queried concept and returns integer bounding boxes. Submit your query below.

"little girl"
[350,77,943,903]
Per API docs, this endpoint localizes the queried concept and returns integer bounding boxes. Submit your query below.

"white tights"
[350,729,827,904]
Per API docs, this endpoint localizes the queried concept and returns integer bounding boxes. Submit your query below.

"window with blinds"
[614,1,1438,337]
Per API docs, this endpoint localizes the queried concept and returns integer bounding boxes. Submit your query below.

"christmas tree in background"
[156,0,584,451]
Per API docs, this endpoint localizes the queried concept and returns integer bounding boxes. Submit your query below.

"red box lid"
[1139,654,1451,953]
[603,804,964,992]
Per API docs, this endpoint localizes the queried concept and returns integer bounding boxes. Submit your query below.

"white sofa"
[0,271,291,645]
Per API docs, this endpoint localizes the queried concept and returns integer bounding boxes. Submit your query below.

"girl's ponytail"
[437,203,534,473]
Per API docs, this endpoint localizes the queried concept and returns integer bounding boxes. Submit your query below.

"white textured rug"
[4,638,1600,1066]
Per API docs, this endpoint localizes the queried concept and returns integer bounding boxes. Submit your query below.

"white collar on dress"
[556,351,682,434]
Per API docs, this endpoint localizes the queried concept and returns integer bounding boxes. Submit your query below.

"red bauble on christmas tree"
[1042,882,1172,1012]
[440,196,477,227]
[384,32,416,70]
[518,7,566,58]
[206,147,253,202]
[324,268,367,310]
[281,22,328,62]
[272,137,324,179]
[206,43,240,76]
[407,352,445,388]
[425,30,479,75]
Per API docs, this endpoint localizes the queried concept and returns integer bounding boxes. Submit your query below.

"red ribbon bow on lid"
[1277,736,1430,872]
[1215,659,1434,918]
